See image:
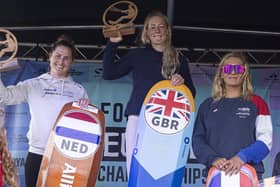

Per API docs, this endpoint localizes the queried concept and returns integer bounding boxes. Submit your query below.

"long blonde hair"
[212,52,253,101]
[0,108,18,187]
[141,11,180,79]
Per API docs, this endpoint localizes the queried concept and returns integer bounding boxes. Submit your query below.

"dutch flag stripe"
[65,112,98,123]
[55,126,100,144]
[58,116,100,132]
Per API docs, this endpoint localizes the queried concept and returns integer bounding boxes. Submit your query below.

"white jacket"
[0,73,88,155]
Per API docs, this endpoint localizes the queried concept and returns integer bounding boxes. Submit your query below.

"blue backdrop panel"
[2,60,279,187]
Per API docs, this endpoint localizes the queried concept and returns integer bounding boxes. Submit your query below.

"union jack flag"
[146,89,191,121]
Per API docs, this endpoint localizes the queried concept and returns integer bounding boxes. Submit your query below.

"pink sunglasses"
[222,64,245,74]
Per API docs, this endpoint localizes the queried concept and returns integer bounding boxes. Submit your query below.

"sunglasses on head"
[222,64,245,74]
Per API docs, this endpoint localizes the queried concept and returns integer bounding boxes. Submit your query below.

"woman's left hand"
[171,73,184,86]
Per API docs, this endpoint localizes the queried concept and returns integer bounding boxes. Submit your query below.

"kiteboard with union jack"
[36,102,105,187]
[128,80,195,187]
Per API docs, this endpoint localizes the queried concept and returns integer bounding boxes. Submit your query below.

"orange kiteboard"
[36,102,105,187]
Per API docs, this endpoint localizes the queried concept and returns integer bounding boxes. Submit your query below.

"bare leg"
[125,115,138,178]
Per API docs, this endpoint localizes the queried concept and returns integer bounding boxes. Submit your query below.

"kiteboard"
[128,80,195,187]
[205,164,259,187]
[36,102,105,187]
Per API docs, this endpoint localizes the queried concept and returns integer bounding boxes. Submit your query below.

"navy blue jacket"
[192,96,272,175]
[102,42,196,116]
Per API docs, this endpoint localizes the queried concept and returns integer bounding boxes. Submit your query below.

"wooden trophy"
[0,28,19,72]
[102,1,138,38]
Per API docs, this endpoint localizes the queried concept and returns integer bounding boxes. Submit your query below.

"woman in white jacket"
[0,35,89,187]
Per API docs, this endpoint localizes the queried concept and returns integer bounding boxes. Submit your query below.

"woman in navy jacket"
[103,11,196,175]
[192,52,272,180]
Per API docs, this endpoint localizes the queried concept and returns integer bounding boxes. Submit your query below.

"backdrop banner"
[2,61,279,187]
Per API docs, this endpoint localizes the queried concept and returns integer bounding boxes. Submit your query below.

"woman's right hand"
[110,35,123,43]
[77,98,90,108]
[212,157,227,170]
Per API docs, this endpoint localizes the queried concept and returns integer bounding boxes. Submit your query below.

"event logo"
[0,28,19,72]
[144,89,191,134]
[54,110,101,159]
[265,72,280,81]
